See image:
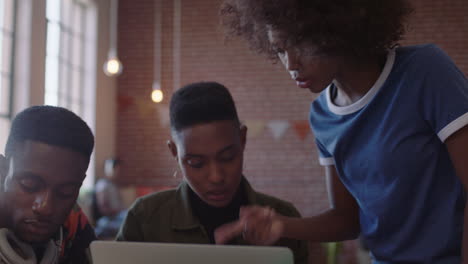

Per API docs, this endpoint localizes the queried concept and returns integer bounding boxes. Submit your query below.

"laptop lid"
[90,241,294,264]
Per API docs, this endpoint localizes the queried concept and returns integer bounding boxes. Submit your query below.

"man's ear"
[167,140,178,160]
[239,124,247,150]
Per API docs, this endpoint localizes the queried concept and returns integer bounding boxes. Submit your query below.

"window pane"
[0,1,4,84]
[73,3,83,36]
[0,118,10,152]
[46,22,60,57]
[58,61,69,106]
[45,0,97,189]
[0,0,4,32]
[61,0,72,29]
[3,0,13,31]
[0,76,10,113]
[71,68,81,102]
[44,56,59,97]
[60,31,71,63]
[72,35,82,68]
[44,91,58,106]
[46,0,61,22]
[1,34,10,74]
[0,0,14,117]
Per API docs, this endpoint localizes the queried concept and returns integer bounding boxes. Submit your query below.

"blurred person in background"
[93,158,126,239]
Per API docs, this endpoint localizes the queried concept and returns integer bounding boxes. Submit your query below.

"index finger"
[214,219,246,244]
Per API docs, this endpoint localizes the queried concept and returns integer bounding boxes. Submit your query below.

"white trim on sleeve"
[437,112,468,142]
[319,157,335,166]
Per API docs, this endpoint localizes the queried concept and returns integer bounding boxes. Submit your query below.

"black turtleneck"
[189,184,247,244]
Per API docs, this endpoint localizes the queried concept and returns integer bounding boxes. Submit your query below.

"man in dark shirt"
[0,106,96,263]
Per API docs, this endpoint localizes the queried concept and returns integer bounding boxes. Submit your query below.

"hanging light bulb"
[104,0,122,77]
[151,89,163,103]
[151,0,163,103]
[151,81,163,103]
[104,56,123,76]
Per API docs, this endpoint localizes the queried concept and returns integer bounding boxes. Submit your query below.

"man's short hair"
[5,105,94,162]
[170,81,240,132]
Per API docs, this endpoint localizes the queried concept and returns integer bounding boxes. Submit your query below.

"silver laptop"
[90,241,294,264]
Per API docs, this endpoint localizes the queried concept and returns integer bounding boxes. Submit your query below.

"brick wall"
[116,0,467,261]
[402,0,468,73]
[117,0,327,217]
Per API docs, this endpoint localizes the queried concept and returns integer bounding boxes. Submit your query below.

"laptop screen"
[90,241,294,264]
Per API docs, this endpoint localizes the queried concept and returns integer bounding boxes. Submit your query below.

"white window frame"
[45,0,97,189]
[0,0,17,119]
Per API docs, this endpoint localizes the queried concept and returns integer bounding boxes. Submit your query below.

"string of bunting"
[244,119,311,141]
[118,94,311,141]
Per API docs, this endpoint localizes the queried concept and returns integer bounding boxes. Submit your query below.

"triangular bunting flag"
[267,120,290,140]
[293,120,311,141]
[117,94,134,112]
[244,120,265,139]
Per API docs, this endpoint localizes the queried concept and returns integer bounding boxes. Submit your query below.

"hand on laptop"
[215,206,283,245]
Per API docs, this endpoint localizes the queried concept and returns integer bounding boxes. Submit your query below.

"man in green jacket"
[116,82,308,264]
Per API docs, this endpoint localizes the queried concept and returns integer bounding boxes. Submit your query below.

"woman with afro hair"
[216,0,468,263]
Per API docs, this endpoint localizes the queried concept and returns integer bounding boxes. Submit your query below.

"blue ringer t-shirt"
[310,44,468,263]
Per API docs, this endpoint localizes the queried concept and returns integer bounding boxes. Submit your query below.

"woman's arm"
[445,125,468,264]
[280,165,360,242]
[215,165,360,244]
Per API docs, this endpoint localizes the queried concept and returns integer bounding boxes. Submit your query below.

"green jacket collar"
[171,176,256,230]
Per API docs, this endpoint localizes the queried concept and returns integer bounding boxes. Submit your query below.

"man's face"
[0,140,88,244]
